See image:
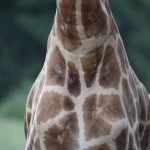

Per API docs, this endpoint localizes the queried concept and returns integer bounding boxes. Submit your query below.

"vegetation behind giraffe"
[0,0,150,120]
[0,0,150,149]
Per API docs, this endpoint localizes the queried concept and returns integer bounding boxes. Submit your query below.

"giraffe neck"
[52,0,114,53]
[46,0,129,90]
[25,0,150,150]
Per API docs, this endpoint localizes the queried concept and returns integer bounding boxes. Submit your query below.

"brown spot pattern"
[143,87,150,120]
[109,17,117,39]
[81,0,107,38]
[128,133,136,150]
[98,94,125,120]
[83,94,124,141]
[27,84,36,109]
[33,74,45,108]
[105,1,118,40]
[67,61,81,97]
[136,101,141,120]
[105,0,119,38]
[36,92,75,124]
[35,138,42,150]
[27,112,31,129]
[46,46,66,86]
[63,96,75,111]
[115,128,128,150]
[141,125,150,150]
[83,94,111,141]
[24,118,28,139]
[139,124,145,138]
[44,113,79,150]
[122,78,136,127]
[25,127,36,150]
[36,92,63,124]
[57,0,81,51]
[138,88,147,121]
[84,143,110,150]
[129,73,138,99]
[117,39,128,74]
[81,46,103,87]
[99,45,121,89]
[134,126,141,149]
[105,0,111,16]
[24,112,32,139]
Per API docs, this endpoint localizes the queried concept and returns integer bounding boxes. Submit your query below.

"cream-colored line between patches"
[36,109,76,132]
[76,0,86,39]
[84,118,127,149]
[43,84,121,100]
[139,88,147,140]
[26,108,32,114]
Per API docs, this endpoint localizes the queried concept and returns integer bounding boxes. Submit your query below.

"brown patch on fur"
[105,0,121,39]
[35,138,42,150]
[143,87,150,120]
[128,133,136,150]
[25,127,36,150]
[67,62,81,97]
[117,39,128,74]
[129,73,138,99]
[109,17,118,39]
[99,45,121,89]
[83,94,124,141]
[63,96,75,111]
[105,0,111,15]
[138,88,147,121]
[136,100,141,120]
[141,125,150,150]
[36,92,75,124]
[122,78,136,127]
[46,46,66,86]
[24,112,32,139]
[83,94,111,141]
[24,117,28,139]
[36,92,63,124]
[134,126,141,149]
[115,128,128,150]
[81,0,107,38]
[33,74,45,108]
[81,46,103,87]
[84,143,110,150]
[27,112,31,130]
[105,1,118,40]
[139,124,145,138]
[98,94,125,120]
[57,0,81,51]
[27,84,36,109]
[44,113,79,150]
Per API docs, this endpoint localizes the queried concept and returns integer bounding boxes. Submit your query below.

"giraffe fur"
[24,0,150,150]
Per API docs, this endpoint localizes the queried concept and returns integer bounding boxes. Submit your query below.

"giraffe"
[24,0,150,150]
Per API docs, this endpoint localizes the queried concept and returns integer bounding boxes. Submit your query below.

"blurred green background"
[0,0,150,149]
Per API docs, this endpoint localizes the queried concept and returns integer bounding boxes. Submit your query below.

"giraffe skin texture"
[24,0,150,150]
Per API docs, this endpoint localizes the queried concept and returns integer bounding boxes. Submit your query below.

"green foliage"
[110,0,150,92]
[1,1,149,149]
[0,79,33,120]
[0,1,150,148]
[0,0,150,104]
[0,0,56,100]
[0,119,25,150]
